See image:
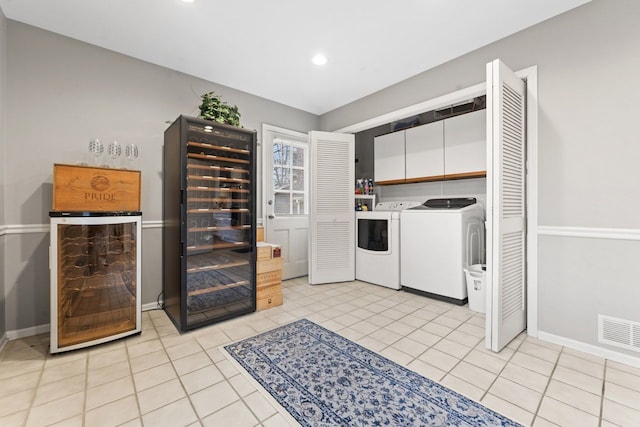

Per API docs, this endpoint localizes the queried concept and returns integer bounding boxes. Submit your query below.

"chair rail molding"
[538,225,640,241]
[1,220,165,235]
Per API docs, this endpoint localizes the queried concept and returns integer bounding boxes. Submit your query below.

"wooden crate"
[53,164,141,212]
[256,256,282,274]
[257,293,283,310]
[257,242,280,261]
[257,282,282,298]
[257,270,282,288]
[257,283,283,310]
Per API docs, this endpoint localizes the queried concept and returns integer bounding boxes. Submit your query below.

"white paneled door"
[263,125,310,280]
[308,131,355,285]
[486,59,527,352]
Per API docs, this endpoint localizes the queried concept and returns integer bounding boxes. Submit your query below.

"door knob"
[268,215,275,219]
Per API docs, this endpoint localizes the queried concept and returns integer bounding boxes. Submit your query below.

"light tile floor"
[1,277,640,426]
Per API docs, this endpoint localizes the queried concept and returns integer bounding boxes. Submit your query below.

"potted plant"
[198,91,241,127]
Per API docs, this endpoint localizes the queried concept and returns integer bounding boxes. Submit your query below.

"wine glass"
[88,138,104,165]
[125,143,139,169]
[108,140,122,168]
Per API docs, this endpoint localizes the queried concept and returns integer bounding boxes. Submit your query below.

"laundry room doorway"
[334,59,539,353]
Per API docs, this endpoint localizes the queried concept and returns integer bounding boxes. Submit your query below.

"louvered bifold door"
[308,131,355,284]
[486,59,527,352]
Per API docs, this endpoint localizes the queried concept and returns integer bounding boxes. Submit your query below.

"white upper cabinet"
[374,131,405,183]
[373,110,486,184]
[405,121,444,180]
[444,109,487,176]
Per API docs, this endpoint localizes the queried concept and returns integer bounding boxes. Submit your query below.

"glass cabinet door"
[51,215,141,352]
[183,123,255,327]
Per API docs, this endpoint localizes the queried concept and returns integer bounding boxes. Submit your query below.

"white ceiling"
[1,0,590,115]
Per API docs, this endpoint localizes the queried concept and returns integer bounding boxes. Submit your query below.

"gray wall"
[3,21,318,332]
[0,8,6,339]
[321,0,640,357]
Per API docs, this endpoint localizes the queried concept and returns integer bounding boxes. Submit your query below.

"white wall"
[321,0,640,359]
[3,21,319,332]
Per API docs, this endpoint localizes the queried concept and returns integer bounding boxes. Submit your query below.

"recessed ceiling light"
[181,0,195,3]
[312,54,328,66]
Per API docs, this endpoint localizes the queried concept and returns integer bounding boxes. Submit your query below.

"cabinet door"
[444,109,487,176]
[405,121,444,180]
[374,131,405,183]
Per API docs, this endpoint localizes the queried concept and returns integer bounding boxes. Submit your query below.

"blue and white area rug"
[224,319,521,426]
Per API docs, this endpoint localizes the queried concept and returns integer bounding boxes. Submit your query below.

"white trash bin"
[464,264,486,313]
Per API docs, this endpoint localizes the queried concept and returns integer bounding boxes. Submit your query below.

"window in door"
[273,138,308,216]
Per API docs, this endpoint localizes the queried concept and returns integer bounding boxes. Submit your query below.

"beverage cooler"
[163,115,257,332]
[49,212,142,353]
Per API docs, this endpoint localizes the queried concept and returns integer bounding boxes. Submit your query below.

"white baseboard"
[6,324,50,340]
[142,302,162,311]
[538,330,640,369]
[0,333,8,352]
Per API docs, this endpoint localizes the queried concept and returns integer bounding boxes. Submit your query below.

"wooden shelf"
[186,250,250,272]
[186,259,249,273]
[443,171,487,181]
[187,175,250,184]
[58,308,136,348]
[186,208,249,214]
[376,171,486,186]
[187,197,248,204]
[187,186,249,194]
[187,163,249,175]
[188,225,250,233]
[61,272,136,295]
[187,152,249,165]
[186,241,250,251]
[187,141,250,155]
[187,280,250,297]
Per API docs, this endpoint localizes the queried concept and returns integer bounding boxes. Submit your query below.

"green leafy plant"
[198,91,241,127]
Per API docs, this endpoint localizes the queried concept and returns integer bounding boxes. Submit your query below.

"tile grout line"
[24,347,46,426]
[469,322,522,404]
[527,341,562,426]
[128,314,155,426]
[151,312,204,425]
[402,306,479,381]
[83,350,89,426]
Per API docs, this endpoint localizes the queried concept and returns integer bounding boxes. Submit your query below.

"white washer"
[400,198,485,304]
[356,201,421,289]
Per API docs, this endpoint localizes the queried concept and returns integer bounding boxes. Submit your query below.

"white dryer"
[356,201,421,289]
[400,198,484,304]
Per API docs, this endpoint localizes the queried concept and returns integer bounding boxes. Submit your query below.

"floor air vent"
[598,315,640,353]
